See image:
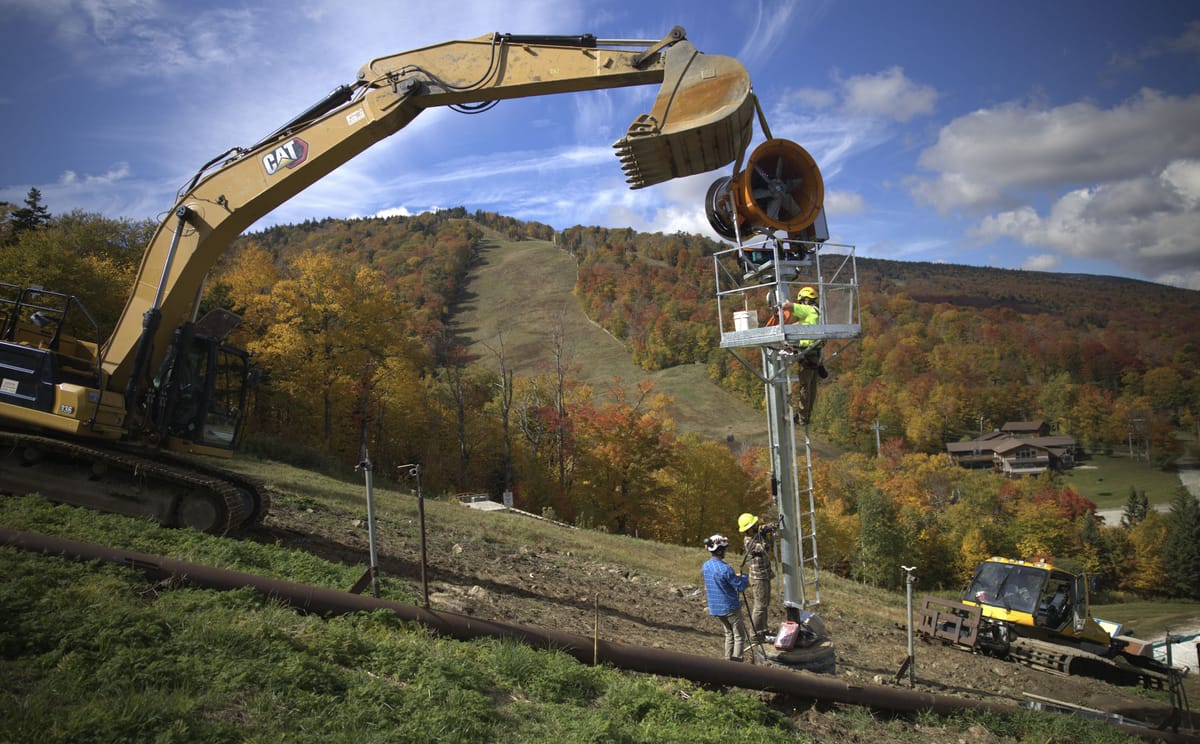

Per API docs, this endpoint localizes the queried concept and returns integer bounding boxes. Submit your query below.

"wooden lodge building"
[946,421,1078,477]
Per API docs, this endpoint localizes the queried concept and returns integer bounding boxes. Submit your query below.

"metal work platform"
[713,236,861,351]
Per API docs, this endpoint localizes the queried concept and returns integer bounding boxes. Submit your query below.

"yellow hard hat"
[798,286,817,300]
[738,513,759,533]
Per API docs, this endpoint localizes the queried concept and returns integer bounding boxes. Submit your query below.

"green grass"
[1064,452,1187,509]
[1089,599,1200,640]
[0,495,790,744]
[1,545,799,744]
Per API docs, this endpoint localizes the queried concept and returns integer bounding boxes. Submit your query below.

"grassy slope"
[448,234,769,447]
[0,494,798,744]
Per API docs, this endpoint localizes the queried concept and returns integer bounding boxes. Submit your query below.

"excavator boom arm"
[100,26,754,392]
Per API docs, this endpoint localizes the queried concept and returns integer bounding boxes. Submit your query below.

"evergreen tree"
[1119,486,1149,528]
[9,187,51,240]
[1162,486,1200,599]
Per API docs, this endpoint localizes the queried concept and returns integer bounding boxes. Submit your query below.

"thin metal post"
[901,565,917,687]
[356,451,380,598]
[400,463,429,608]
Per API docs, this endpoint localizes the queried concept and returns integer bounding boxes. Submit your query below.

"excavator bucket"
[614,41,755,189]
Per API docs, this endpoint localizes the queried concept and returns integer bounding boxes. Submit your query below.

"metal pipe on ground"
[0,527,1189,742]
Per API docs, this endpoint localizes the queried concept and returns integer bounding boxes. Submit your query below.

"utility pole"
[870,420,887,457]
[713,211,860,672]
[1130,418,1144,461]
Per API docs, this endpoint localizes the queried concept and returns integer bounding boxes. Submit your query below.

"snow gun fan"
[705,138,825,241]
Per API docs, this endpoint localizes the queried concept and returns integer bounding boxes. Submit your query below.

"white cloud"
[1152,268,1200,290]
[57,163,130,187]
[971,159,1200,289]
[1111,19,1200,68]
[824,189,864,216]
[1172,20,1200,54]
[910,89,1200,213]
[787,88,836,110]
[911,88,1200,287]
[840,66,937,123]
[1161,158,1200,207]
[735,0,825,70]
[767,67,936,208]
[572,89,619,145]
[371,206,413,219]
[765,106,892,184]
[7,0,264,80]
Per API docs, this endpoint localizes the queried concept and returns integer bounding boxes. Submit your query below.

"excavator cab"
[148,312,252,456]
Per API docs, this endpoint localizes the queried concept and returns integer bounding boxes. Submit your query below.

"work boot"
[817,364,828,379]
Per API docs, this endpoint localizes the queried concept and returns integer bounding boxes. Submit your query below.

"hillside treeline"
[561,226,1200,460]
[2,199,1198,596]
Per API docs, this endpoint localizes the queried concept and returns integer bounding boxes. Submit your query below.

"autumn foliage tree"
[569,380,677,535]
[0,207,153,334]
[221,246,419,460]
[652,432,763,547]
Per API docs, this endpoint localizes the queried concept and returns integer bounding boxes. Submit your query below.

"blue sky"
[2,0,1198,289]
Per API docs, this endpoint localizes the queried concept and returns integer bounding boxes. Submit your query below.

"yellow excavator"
[0,26,760,534]
[920,557,1184,689]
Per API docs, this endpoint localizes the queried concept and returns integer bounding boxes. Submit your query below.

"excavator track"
[0,430,268,535]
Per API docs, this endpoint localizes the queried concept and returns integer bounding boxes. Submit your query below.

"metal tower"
[714,234,860,619]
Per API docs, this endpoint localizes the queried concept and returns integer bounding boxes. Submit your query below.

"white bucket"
[733,310,758,331]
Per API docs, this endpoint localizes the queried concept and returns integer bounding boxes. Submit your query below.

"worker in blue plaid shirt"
[701,534,749,661]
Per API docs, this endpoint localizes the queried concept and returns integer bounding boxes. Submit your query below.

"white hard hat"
[704,534,730,552]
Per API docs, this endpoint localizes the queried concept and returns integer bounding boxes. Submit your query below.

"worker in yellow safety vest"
[765,286,827,425]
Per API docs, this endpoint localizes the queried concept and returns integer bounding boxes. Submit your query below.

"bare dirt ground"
[247,497,1200,741]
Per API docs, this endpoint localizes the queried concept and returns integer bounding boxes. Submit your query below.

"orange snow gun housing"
[705,138,825,246]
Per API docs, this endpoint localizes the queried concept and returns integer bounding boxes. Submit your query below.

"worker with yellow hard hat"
[763,286,827,426]
[738,512,776,642]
